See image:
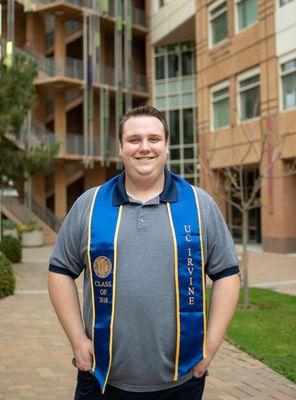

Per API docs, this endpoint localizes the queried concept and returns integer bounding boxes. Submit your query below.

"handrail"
[31,197,62,233]
[1,196,62,233]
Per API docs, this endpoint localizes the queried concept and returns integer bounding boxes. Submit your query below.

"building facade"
[1,0,295,252]
[152,0,296,253]
[0,0,150,237]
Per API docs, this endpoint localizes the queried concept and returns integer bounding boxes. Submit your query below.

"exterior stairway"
[1,196,60,244]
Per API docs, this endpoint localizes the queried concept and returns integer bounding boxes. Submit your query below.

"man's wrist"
[70,331,89,350]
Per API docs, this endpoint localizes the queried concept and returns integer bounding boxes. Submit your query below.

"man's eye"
[151,138,160,142]
[130,138,140,143]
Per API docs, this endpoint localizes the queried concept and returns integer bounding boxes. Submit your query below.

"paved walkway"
[0,246,295,399]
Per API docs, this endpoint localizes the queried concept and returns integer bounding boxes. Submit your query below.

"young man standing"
[48,106,240,400]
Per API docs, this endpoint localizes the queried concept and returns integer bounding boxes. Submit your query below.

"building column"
[25,13,45,53]
[54,90,66,154]
[261,159,296,253]
[54,16,66,75]
[54,163,67,219]
[32,172,46,205]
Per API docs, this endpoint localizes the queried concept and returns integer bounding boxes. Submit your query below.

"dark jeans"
[75,370,206,400]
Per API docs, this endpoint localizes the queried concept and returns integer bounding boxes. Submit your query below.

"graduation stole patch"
[87,173,206,393]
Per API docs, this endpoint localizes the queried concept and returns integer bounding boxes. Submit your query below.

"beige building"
[151,0,296,253]
[1,0,150,242]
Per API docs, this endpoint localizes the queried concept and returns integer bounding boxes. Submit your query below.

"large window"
[238,69,260,121]
[211,82,230,130]
[235,0,258,32]
[209,0,228,47]
[281,58,296,110]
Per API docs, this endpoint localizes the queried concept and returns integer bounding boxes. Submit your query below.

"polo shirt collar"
[112,168,178,206]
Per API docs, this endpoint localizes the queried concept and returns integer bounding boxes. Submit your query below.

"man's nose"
[139,139,150,152]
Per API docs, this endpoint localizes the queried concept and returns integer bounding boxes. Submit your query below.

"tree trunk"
[242,210,250,308]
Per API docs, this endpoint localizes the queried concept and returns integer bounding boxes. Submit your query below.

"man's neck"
[125,171,165,203]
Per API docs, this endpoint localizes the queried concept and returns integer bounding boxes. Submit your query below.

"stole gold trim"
[191,186,207,359]
[87,186,101,373]
[166,203,181,381]
[102,204,123,394]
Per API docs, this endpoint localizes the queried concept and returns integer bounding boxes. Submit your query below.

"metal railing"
[2,196,62,233]
[36,0,88,7]
[37,56,83,79]
[31,197,62,233]
[132,73,147,92]
[100,65,115,86]
[132,7,147,27]
[66,133,85,155]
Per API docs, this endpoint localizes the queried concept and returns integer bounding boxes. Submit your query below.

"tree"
[202,115,296,308]
[0,52,59,237]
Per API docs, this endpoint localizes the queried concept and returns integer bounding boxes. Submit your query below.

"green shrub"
[0,236,22,263]
[0,252,15,298]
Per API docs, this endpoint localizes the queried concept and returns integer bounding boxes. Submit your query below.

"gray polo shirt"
[49,172,239,392]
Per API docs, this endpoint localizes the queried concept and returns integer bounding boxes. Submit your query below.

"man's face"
[119,116,169,179]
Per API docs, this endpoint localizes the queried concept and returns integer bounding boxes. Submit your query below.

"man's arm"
[193,273,240,377]
[48,272,93,371]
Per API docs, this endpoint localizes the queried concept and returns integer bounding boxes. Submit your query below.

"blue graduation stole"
[87,173,206,393]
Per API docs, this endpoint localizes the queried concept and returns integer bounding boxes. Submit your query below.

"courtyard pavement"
[0,245,295,399]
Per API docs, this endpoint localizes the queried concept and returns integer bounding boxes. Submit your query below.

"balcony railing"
[66,133,85,155]
[38,56,83,80]
[132,73,147,92]
[132,7,147,27]
[36,0,89,7]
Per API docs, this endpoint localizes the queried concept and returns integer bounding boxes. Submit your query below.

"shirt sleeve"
[49,189,95,279]
[196,188,240,281]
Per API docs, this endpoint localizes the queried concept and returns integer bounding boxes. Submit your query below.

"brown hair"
[119,105,169,142]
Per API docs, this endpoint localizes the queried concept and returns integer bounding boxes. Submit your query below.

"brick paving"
[0,246,295,399]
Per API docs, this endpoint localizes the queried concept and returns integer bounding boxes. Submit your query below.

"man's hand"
[192,274,240,377]
[74,335,94,371]
[192,356,213,378]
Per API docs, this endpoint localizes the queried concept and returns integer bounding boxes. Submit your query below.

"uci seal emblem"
[93,256,112,278]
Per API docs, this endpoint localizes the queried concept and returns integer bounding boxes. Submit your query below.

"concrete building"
[151,0,296,253]
[0,0,150,242]
[1,0,295,252]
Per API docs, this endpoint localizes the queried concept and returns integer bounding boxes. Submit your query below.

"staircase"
[1,196,61,244]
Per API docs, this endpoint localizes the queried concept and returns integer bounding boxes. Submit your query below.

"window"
[209,1,228,46]
[183,108,194,144]
[155,55,165,80]
[281,59,296,110]
[211,82,230,129]
[279,0,294,6]
[235,0,258,31]
[168,53,179,78]
[238,69,260,121]
[182,51,193,76]
[169,110,180,145]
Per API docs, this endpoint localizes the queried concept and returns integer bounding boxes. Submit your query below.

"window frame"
[211,80,231,131]
[279,52,296,112]
[234,0,258,34]
[208,0,228,49]
[237,67,261,123]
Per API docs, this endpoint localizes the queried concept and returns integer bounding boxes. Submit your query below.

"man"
[48,106,240,400]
